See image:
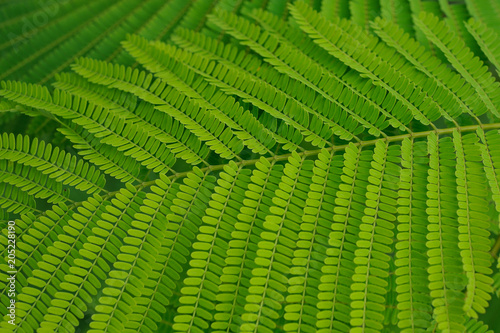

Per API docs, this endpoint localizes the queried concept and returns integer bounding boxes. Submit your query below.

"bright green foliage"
[453,131,493,318]
[0,160,68,204]
[0,132,106,195]
[396,138,433,332]
[414,12,500,118]
[465,19,500,76]
[1,0,500,333]
[371,17,486,121]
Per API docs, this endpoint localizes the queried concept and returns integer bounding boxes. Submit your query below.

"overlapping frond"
[350,0,380,32]
[465,318,495,333]
[53,72,210,166]
[372,17,485,121]
[414,12,500,118]
[241,152,309,333]
[248,8,411,136]
[395,138,432,331]
[465,18,500,76]
[0,81,177,173]
[0,160,69,204]
[349,141,400,331]
[477,129,500,219]
[72,58,244,160]
[289,2,445,128]
[124,169,216,332]
[173,162,250,332]
[284,149,340,332]
[16,193,114,333]
[452,131,494,318]
[380,0,413,34]
[211,158,282,332]
[170,28,327,148]
[464,0,500,36]
[122,34,277,155]
[57,125,143,184]
[0,132,106,194]
[86,179,172,333]
[0,183,37,215]
[321,0,349,20]
[209,8,394,139]
[317,143,372,332]
[426,133,466,332]
[0,200,81,332]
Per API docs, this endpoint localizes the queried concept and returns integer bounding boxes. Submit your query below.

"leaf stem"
[158,122,500,180]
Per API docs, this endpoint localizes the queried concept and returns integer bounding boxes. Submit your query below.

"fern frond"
[477,129,500,222]
[465,318,494,333]
[264,0,290,18]
[53,72,139,112]
[125,169,216,332]
[30,0,147,84]
[0,81,177,173]
[54,72,210,166]
[35,191,141,333]
[452,131,494,318]
[155,40,319,151]
[317,143,373,332]
[0,209,8,226]
[57,125,143,184]
[465,18,500,76]
[172,162,250,332]
[426,132,466,332]
[122,34,277,155]
[414,12,500,118]
[14,194,112,333]
[285,149,342,332]
[209,8,395,139]
[0,159,69,204]
[349,141,400,331]
[494,265,500,298]
[177,0,220,32]
[0,0,88,51]
[464,0,500,36]
[380,0,413,34]
[241,152,309,332]
[0,183,37,215]
[3,3,500,332]
[396,138,432,332]
[171,28,354,144]
[72,58,244,160]
[0,0,115,81]
[0,204,73,297]
[161,38,336,149]
[437,0,479,55]
[408,0,447,63]
[289,1,444,129]
[292,3,451,123]
[292,4,463,126]
[85,179,174,333]
[250,8,415,135]
[135,0,196,43]
[211,158,281,332]
[372,17,484,121]
[0,132,106,194]
[83,0,169,64]
[349,0,380,32]
[211,0,247,15]
[0,199,92,331]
